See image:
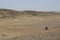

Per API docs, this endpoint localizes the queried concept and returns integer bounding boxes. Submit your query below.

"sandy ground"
[0,15,60,40]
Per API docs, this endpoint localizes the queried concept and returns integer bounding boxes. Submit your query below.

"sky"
[0,0,60,11]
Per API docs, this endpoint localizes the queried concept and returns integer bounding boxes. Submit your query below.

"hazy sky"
[0,0,60,11]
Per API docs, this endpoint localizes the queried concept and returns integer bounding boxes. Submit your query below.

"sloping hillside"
[0,9,60,40]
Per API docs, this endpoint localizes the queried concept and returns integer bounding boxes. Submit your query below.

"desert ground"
[0,9,60,40]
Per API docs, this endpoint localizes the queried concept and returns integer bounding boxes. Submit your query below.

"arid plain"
[0,9,60,40]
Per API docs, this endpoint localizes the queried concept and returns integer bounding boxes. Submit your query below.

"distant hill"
[0,9,60,19]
